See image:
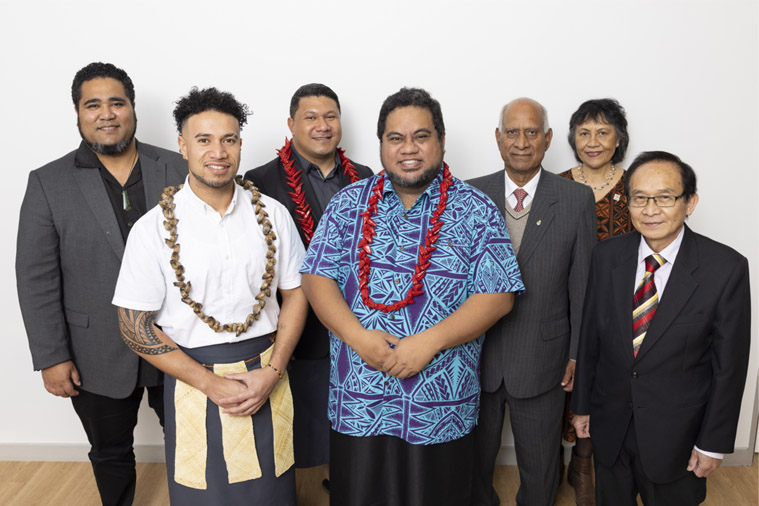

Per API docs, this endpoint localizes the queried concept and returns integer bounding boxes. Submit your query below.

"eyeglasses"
[628,193,686,208]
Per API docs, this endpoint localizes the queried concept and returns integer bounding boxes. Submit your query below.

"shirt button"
[394,279,400,284]
[226,289,231,295]
[403,215,408,220]
[219,223,224,229]
[631,371,638,379]
[127,222,133,227]
[448,241,453,247]
[389,315,395,320]
[384,381,389,386]
[626,402,633,409]
[225,255,230,260]
[399,246,405,252]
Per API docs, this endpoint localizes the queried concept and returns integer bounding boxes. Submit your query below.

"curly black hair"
[173,87,250,133]
[377,87,445,141]
[71,62,135,109]
[567,98,629,165]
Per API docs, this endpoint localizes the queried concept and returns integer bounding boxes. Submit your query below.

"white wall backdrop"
[1,0,757,464]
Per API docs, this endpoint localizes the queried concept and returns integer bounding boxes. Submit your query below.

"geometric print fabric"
[302,169,524,444]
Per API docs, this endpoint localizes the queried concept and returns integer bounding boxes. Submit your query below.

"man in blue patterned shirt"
[301,87,525,506]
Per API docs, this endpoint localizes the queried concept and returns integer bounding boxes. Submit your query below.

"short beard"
[190,169,237,189]
[384,162,441,190]
[78,118,137,155]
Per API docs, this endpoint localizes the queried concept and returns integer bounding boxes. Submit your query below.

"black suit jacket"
[572,225,751,483]
[243,153,373,358]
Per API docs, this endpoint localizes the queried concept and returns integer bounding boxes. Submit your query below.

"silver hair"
[498,98,550,133]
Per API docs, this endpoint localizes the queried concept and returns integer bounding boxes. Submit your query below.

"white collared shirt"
[633,226,685,298]
[634,225,723,460]
[504,168,542,210]
[113,177,305,348]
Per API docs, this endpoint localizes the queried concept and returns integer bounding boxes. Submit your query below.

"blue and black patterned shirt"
[301,167,524,445]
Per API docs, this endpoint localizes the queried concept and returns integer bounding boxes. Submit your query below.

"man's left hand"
[687,449,722,478]
[386,334,438,379]
[219,367,280,416]
[561,360,575,392]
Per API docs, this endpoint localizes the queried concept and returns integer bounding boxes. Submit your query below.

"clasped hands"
[353,329,439,379]
[206,366,280,417]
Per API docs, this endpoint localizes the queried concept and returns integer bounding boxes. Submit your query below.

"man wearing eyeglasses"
[572,151,751,505]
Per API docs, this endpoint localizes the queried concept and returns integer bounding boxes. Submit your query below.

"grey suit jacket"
[467,169,596,398]
[16,141,187,398]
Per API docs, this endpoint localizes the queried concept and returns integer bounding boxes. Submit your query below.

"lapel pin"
[614,193,621,201]
[536,220,542,226]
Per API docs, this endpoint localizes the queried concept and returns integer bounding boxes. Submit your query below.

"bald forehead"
[500,98,547,131]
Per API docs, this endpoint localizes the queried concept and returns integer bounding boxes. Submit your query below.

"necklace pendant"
[122,189,132,211]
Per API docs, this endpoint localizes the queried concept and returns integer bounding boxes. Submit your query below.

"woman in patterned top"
[559,98,632,506]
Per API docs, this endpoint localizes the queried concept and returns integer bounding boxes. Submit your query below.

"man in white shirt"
[572,151,751,505]
[113,87,308,505]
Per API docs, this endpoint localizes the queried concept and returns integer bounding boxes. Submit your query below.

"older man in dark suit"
[244,84,372,480]
[469,98,596,506]
[571,151,751,505]
[16,62,186,506]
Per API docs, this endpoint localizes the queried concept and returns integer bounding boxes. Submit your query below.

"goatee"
[384,162,441,190]
[78,118,137,155]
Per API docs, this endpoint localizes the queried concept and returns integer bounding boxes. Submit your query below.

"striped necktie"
[632,254,666,357]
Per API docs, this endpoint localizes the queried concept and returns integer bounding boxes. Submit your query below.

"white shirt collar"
[504,167,542,198]
[181,176,240,218]
[637,225,686,267]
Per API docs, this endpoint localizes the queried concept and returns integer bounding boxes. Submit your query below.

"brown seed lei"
[159,176,277,336]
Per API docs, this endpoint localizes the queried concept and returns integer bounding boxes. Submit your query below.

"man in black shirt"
[244,83,372,484]
[16,62,187,506]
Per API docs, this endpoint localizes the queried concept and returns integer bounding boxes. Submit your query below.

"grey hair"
[498,98,550,133]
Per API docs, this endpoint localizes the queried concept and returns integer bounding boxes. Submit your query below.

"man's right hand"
[41,360,81,397]
[205,374,247,409]
[351,329,400,372]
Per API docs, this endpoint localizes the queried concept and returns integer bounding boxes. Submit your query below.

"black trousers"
[71,385,164,506]
[595,419,706,506]
[330,429,475,506]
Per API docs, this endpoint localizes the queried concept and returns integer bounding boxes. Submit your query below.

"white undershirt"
[634,226,723,460]
[113,177,305,348]
[504,168,542,210]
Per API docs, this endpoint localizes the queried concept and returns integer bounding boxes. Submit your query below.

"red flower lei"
[278,138,360,245]
[358,163,453,313]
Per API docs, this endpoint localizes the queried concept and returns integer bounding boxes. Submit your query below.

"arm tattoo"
[118,307,178,356]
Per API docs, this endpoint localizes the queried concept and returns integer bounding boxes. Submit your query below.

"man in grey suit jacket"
[468,98,596,506]
[16,62,187,506]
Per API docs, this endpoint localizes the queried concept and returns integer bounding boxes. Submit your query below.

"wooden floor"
[0,456,756,505]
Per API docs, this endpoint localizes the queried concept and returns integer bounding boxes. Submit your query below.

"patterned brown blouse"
[558,169,632,241]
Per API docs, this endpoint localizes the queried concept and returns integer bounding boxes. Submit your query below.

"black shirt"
[291,144,341,214]
[74,141,147,242]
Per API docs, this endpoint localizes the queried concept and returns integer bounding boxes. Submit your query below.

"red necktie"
[632,254,666,357]
[513,188,528,212]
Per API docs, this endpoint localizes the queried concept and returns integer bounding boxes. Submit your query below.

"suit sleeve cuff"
[694,446,724,459]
